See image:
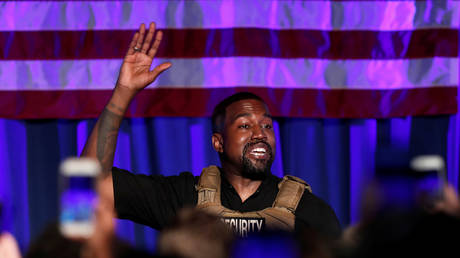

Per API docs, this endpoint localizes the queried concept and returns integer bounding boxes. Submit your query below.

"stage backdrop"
[0,0,459,254]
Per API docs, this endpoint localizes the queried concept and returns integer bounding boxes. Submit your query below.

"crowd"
[0,182,459,258]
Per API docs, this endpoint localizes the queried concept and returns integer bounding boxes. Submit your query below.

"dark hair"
[158,208,234,258]
[211,92,266,133]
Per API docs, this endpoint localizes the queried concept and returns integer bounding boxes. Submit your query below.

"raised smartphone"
[375,153,446,209]
[59,157,100,238]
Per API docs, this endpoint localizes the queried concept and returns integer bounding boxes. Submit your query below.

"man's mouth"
[249,147,267,158]
[244,142,272,160]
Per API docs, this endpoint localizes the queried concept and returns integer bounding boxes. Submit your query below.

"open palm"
[117,23,171,93]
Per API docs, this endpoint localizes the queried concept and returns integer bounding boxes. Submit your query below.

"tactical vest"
[196,166,312,232]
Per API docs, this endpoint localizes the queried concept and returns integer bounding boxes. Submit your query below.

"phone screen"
[375,154,445,210]
[59,158,100,238]
[378,171,441,208]
[60,176,97,238]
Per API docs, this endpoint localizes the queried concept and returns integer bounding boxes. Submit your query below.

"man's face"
[214,99,276,179]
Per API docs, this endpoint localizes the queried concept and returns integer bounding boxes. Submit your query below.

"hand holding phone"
[410,155,446,207]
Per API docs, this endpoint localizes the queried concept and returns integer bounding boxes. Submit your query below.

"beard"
[240,140,274,180]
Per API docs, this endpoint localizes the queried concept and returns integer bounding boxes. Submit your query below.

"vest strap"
[273,175,311,213]
[196,166,221,205]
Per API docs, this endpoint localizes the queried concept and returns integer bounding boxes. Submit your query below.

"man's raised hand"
[116,22,171,94]
[80,22,170,173]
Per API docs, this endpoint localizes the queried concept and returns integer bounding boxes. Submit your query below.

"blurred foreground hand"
[433,184,460,217]
[0,231,22,258]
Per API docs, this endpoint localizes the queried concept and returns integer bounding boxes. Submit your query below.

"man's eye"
[238,124,249,129]
[263,124,273,129]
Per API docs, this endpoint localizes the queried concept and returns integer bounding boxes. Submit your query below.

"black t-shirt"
[112,167,341,238]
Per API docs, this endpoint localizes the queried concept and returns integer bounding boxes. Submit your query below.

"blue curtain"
[0,115,459,253]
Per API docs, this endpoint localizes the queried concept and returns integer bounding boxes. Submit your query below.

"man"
[82,22,341,238]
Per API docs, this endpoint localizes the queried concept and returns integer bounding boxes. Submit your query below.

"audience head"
[157,208,234,258]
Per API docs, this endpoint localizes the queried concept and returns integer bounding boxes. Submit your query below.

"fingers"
[141,22,156,54]
[128,22,163,58]
[148,30,163,58]
[126,32,139,56]
[148,62,172,82]
[135,23,146,51]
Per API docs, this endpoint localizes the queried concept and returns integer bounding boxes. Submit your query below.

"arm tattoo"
[108,102,125,114]
[97,107,123,174]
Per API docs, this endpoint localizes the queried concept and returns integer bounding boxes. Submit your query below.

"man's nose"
[251,125,266,140]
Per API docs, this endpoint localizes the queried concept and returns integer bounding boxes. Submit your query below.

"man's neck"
[222,166,263,203]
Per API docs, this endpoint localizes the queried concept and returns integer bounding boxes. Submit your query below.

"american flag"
[0,0,458,119]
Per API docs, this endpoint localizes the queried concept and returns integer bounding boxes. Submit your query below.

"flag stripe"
[0,87,455,119]
[2,1,458,31]
[1,29,457,60]
[0,0,458,119]
[0,58,456,90]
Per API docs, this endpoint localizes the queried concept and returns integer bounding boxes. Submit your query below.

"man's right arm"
[80,87,133,211]
[80,22,171,210]
[81,88,132,174]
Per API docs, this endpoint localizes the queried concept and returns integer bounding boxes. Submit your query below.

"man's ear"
[212,133,224,153]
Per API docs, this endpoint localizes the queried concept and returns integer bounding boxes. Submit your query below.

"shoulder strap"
[196,165,222,205]
[272,175,311,213]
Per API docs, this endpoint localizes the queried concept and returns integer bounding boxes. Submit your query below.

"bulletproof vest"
[196,166,312,235]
